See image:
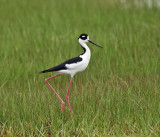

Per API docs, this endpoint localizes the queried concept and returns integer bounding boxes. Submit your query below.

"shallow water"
[120,0,160,8]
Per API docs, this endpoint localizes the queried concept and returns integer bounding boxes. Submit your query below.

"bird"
[40,33,102,118]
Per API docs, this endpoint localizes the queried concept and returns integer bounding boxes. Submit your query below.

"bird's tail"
[39,67,56,74]
[39,69,49,74]
[39,65,59,74]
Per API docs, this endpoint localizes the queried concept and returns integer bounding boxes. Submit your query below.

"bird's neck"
[79,42,91,60]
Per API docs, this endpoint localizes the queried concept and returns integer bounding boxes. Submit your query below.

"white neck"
[79,42,91,61]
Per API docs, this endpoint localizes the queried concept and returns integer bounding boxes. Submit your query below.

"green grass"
[0,0,160,136]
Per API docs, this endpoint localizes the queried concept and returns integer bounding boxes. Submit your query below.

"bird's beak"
[88,40,103,48]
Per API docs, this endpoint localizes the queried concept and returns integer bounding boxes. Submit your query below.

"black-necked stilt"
[40,33,102,118]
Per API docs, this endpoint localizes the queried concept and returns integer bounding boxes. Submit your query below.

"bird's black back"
[40,56,82,73]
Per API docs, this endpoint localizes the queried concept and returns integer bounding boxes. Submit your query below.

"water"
[120,0,160,8]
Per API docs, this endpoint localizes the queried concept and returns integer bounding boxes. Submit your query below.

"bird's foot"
[70,111,73,119]
[61,102,65,112]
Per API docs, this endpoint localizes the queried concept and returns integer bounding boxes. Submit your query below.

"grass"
[0,0,160,136]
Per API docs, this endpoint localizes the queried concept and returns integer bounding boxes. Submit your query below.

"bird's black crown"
[79,33,88,40]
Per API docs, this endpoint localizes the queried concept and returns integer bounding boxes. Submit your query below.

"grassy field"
[0,0,160,136]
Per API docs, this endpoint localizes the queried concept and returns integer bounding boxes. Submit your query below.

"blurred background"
[0,0,160,136]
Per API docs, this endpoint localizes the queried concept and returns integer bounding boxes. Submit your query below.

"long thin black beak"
[88,40,103,48]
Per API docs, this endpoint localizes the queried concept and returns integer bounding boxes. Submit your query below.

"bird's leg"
[66,77,73,118]
[45,74,65,112]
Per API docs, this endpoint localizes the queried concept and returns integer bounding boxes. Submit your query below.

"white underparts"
[58,41,91,77]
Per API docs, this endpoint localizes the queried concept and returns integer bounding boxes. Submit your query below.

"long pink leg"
[66,77,73,118]
[45,74,65,112]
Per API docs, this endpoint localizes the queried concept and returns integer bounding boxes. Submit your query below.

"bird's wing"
[40,56,82,73]
[63,56,83,70]
[40,63,66,73]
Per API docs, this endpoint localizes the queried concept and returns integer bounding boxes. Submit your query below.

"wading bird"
[40,33,102,118]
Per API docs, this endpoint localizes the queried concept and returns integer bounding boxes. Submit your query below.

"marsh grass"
[0,0,160,136]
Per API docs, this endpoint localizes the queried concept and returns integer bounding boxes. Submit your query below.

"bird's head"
[78,33,103,48]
